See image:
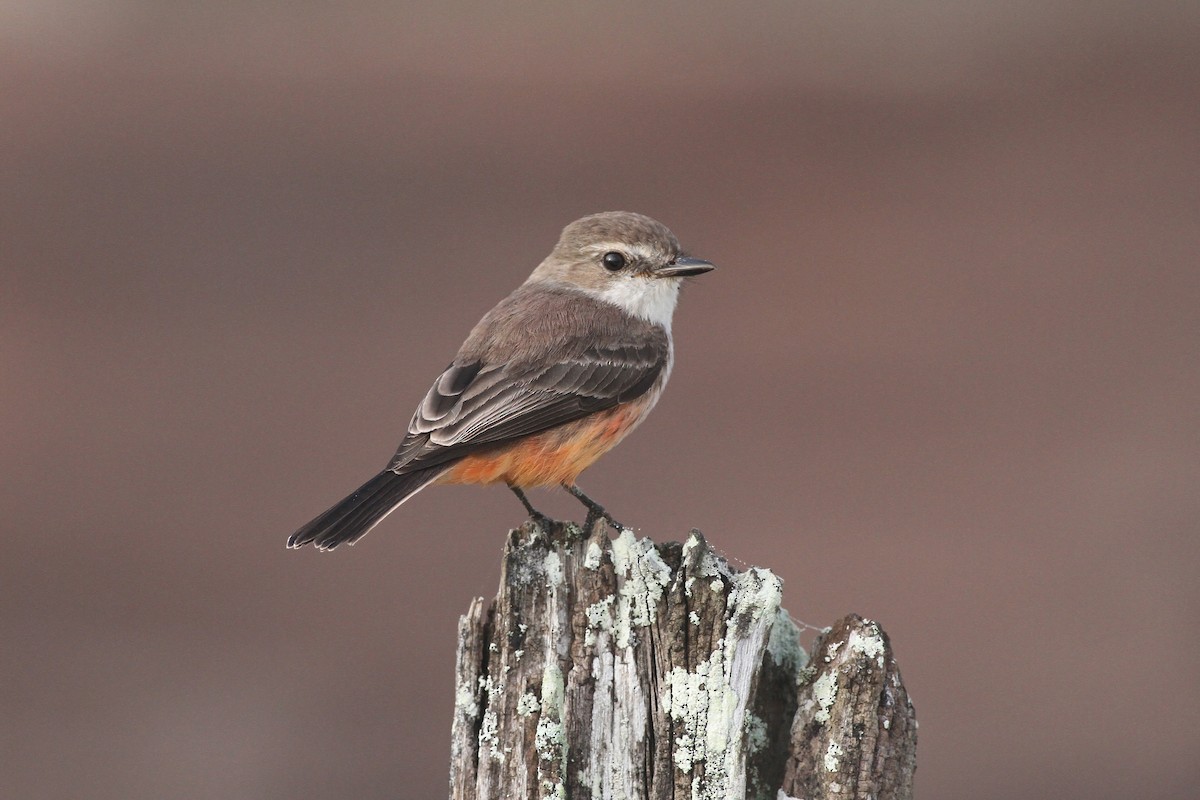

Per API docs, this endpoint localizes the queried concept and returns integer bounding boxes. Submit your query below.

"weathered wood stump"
[449,520,916,800]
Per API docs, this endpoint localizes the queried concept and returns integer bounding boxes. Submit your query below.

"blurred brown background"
[3,2,1198,798]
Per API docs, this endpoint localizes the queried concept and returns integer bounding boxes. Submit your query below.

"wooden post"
[449,520,916,800]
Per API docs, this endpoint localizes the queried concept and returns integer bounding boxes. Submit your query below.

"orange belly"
[435,400,650,488]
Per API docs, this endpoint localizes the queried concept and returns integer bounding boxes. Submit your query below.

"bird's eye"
[602,251,627,271]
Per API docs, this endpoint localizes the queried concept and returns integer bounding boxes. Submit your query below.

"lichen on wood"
[449,520,916,800]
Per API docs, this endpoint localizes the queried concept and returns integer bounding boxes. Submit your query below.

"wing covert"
[386,335,668,473]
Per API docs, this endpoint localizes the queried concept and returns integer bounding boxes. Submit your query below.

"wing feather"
[387,334,668,473]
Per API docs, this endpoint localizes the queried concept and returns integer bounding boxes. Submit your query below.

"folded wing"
[388,337,668,473]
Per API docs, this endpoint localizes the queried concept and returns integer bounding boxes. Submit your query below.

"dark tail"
[288,466,447,551]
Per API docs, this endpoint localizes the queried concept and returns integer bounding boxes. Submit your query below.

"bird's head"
[527,211,714,327]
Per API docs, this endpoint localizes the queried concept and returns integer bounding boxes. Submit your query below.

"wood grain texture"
[449,520,915,800]
[780,615,917,800]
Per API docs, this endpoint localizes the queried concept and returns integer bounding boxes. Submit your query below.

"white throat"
[593,275,682,333]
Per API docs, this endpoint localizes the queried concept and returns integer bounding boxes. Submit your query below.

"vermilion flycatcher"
[288,211,714,550]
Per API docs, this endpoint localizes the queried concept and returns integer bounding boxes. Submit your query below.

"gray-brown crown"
[551,211,680,259]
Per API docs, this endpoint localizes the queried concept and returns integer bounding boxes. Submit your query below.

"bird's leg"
[509,485,553,530]
[562,483,626,532]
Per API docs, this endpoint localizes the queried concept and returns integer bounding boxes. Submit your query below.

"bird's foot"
[564,483,627,532]
[509,485,555,532]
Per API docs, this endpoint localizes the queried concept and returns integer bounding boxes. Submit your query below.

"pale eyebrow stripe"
[584,242,659,260]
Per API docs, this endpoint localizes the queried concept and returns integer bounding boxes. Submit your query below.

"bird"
[288,211,715,550]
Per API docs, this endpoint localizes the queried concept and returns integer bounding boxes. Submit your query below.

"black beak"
[655,256,716,278]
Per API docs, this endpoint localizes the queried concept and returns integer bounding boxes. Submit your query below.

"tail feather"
[288,466,447,551]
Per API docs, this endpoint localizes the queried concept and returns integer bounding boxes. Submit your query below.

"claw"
[563,483,626,531]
